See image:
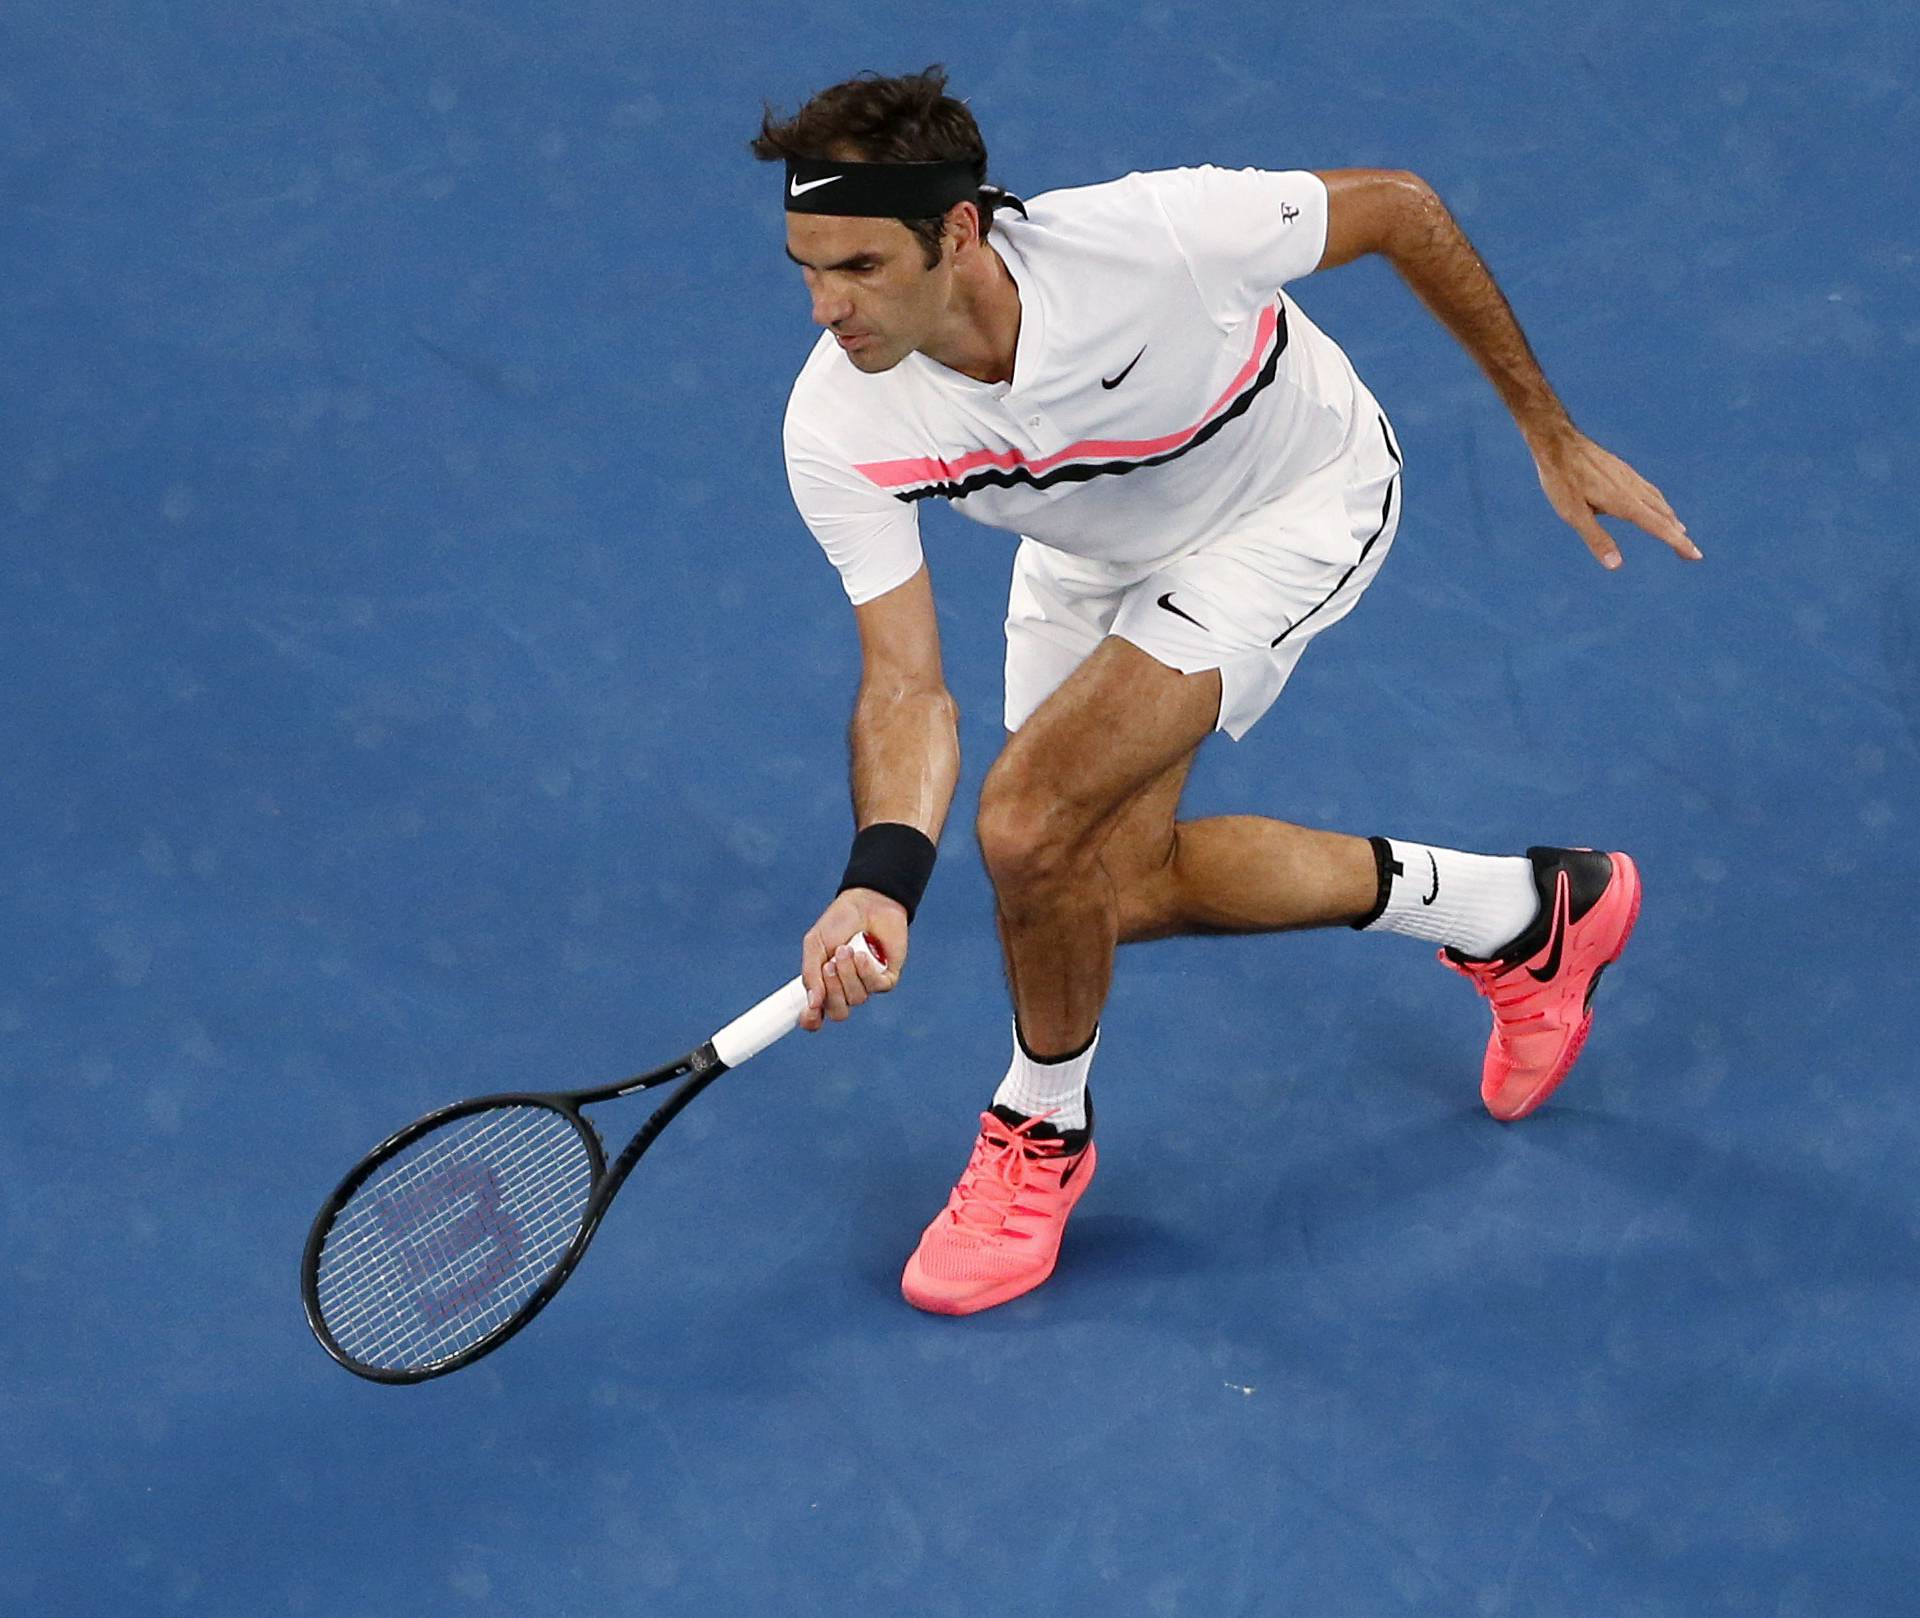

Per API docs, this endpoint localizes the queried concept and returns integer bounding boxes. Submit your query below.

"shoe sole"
[900,1143,1098,1316]
[1486,855,1643,1122]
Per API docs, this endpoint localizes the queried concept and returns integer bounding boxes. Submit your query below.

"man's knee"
[976,752,1095,893]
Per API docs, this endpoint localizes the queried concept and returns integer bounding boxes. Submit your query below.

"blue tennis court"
[3,3,1915,1613]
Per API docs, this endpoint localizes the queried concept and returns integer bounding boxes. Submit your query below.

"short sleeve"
[783,411,925,608]
[1144,166,1329,329]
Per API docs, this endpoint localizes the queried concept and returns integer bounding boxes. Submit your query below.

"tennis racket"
[301,935,881,1383]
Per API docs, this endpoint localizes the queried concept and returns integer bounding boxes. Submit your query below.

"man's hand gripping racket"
[799,888,906,1032]
[302,934,885,1383]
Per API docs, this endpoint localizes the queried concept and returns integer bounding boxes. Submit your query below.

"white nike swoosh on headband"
[789,174,844,196]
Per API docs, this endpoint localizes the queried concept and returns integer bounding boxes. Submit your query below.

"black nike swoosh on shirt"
[1156,591,1209,630]
[888,305,1289,504]
[1527,873,1572,982]
[1101,346,1147,389]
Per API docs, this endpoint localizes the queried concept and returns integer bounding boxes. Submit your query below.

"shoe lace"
[946,1110,1070,1238]
[1450,955,1549,1026]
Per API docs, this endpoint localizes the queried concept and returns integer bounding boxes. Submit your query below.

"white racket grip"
[710,934,881,1070]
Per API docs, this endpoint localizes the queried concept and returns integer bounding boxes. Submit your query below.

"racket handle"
[710,934,882,1069]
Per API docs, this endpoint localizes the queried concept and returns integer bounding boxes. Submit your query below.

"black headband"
[784,156,986,217]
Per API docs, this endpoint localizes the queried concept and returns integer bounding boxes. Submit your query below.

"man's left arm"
[1313,168,1702,571]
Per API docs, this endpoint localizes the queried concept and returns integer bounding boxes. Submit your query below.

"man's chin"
[843,343,904,374]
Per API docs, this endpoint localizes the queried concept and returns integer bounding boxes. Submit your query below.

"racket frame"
[302,932,880,1383]
[300,1042,725,1384]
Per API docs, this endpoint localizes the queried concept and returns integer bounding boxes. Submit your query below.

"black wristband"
[838,822,937,923]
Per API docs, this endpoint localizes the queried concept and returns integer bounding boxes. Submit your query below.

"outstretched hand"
[1532,431,1702,570]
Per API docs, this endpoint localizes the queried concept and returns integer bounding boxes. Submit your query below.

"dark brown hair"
[751,66,998,267]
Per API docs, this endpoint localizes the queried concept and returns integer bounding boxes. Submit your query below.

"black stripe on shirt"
[891,302,1290,505]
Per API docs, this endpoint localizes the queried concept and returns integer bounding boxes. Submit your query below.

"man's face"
[784,213,949,374]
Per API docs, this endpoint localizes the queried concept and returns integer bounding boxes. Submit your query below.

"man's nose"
[810,285,852,328]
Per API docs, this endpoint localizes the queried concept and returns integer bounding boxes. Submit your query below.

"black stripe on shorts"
[1270,416,1401,649]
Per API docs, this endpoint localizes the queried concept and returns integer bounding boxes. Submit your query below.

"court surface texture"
[3,3,1916,1614]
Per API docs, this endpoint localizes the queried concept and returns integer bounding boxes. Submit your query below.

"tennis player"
[754,68,1700,1316]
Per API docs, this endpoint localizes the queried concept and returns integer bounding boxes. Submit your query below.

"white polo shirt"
[782,166,1378,606]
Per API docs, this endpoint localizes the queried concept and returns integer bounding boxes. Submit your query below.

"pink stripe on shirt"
[853,302,1282,492]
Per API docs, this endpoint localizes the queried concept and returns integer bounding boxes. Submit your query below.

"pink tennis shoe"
[901,1099,1096,1315]
[1442,847,1642,1121]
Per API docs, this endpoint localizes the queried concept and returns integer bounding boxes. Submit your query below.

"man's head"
[751,67,1009,374]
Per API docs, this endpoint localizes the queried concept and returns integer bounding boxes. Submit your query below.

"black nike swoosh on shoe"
[1527,872,1573,982]
[1420,851,1439,906]
[1058,1148,1090,1188]
[1156,591,1209,630]
[1101,346,1147,389]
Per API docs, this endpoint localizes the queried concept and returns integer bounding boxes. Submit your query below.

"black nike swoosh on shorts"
[1101,346,1147,389]
[1156,591,1209,631]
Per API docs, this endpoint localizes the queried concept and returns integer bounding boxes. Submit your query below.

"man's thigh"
[989,634,1219,843]
[1004,412,1403,742]
[1002,538,1134,739]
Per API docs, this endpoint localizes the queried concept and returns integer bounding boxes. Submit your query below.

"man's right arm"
[799,563,960,1030]
[848,562,961,846]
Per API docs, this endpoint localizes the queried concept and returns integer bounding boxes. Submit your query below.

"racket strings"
[314,1105,595,1372]
[320,1109,575,1275]
[322,1136,581,1341]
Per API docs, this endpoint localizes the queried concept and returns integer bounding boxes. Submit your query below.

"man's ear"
[944,199,983,261]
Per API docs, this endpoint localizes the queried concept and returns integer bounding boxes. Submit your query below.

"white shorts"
[1003,411,1404,740]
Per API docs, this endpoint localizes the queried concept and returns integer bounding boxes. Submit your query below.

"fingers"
[799,927,829,1032]
[823,941,868,1018]
[1598,492,1702,566]
[1579,506,1701,570]
[798,898,909,1032]
[1647,516,1703,562]
[1542,439,1702,568]
[856,900,910,989]
[815,938,896,1023]
[1611,467,1702,563]
[1641,499,1703,562]
[1581,516,1625,571]
[845,936,893,998]
[1550,485,1624,571]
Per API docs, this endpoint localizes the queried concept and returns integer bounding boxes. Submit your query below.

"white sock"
[1358,837,1540,958]
[991,1021,1098,1132]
